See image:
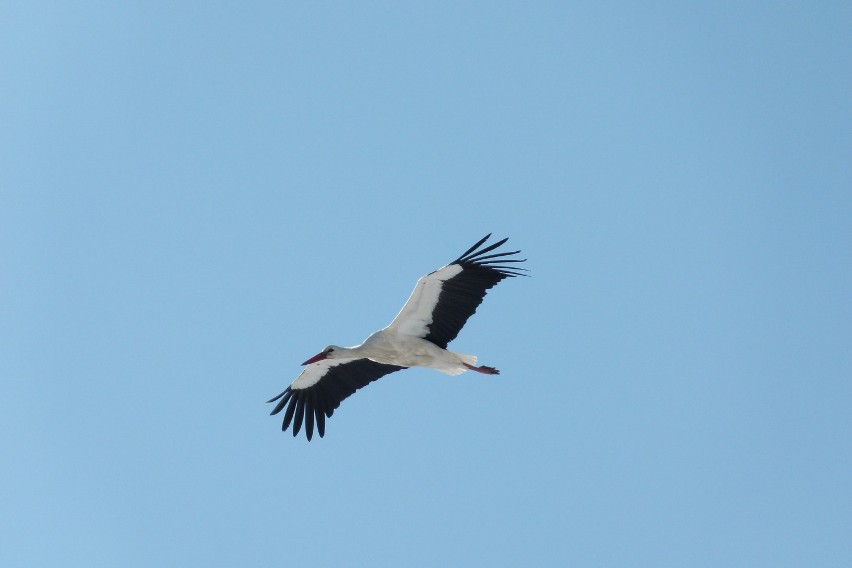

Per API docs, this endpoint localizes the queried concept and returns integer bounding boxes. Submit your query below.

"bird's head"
[302,345,340,365]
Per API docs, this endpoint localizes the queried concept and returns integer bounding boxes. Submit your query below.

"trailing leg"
[464,363,500,375]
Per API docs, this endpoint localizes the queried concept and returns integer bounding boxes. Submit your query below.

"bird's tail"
[435,352,478,375]
[456,352,478,367]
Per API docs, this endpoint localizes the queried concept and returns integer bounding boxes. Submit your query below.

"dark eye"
[326,348,334,353]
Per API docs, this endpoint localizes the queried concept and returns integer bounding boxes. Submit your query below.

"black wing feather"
[315,399,326,438]
[423,234,527,349]
[268,359,405,440]
[293,397,306,437]
[304,391,315,441]
[281,395,298,431]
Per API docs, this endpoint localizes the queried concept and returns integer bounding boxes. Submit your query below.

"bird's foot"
[464,363,500,375]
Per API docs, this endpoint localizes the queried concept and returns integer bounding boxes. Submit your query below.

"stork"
[268,234,527,440]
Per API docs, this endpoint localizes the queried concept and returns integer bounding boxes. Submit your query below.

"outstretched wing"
[268,358,405,441]
[386,234,526,348]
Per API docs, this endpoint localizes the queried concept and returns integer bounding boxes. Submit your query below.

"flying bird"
[268,234,527,440]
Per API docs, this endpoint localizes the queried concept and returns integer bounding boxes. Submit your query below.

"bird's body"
[269,234,526,440]
[316,330,484,376]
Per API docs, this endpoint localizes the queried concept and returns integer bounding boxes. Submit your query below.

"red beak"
[302,351,328,365]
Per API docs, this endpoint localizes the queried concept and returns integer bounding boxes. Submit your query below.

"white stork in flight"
[268,234,527,440]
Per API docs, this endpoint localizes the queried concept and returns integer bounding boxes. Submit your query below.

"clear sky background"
[2,2,851,567]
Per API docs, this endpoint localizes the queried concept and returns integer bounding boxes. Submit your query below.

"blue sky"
[2,2,851,566]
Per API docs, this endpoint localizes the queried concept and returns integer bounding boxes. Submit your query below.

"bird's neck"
[333,346,364,359]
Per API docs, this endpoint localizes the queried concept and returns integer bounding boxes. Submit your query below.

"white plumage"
[268,234,527,440]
